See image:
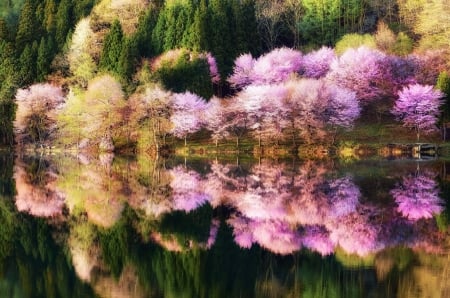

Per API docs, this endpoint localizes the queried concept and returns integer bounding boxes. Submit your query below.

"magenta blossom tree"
[391,84,444,141]
[227,53,256,90]
[170,92,208,146]
[228,48,302,89]
[201,52,221,83]
[326,46,391,102]
[390,171,443,221]
[251,47,302,85]
[301,46,336,79]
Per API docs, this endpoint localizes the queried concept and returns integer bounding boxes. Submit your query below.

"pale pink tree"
[390,171,443,221]
[324,85,361,143]
[227,53,256,90]
[228,48,302,89]
[284,79,356,144]
[250,219,302,255]
[301,46,336,79]
[391,84,444,141]
[220,97,249,147]
[251,47,302,85]
[235,84,288,146]
[326,46,391,102]
[14,84,65,146]
[202,97,228,146]
[170,91,207,146]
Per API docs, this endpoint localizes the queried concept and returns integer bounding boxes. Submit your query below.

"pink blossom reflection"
[390,171,443,221]
[170,166,211,212]
[302,226,335,256]
[14,159,65,218]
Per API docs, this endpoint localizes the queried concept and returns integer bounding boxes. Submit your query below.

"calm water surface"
[0,152,449,297]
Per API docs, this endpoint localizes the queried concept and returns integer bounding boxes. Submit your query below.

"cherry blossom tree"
[390,171,443,221]
[170,91,207,146]
[202,96,228,146]
[301,47,336,79]
[14,83,65,146]
[252,47,302,85]
[201,52,221,83]
[326,46,391,102]
[391,84,444,141]
[282,79,359,144]
[228,48,302,89]
[235,84,288,146]
[227,53,256,90]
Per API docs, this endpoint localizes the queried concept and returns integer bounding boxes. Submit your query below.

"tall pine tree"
[99,20,124,75]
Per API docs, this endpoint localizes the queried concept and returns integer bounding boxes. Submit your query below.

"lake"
[0,152,449,297]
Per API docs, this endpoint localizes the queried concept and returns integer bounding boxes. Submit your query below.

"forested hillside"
[1,0,449,149]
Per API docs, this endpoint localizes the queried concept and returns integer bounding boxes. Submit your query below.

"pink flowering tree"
[325,85,361,143]
[251,47,302,85]
[201,52,221,84]
[14,84,65,146]
[326,46,391,103]
[391,84,444,141]
[390,171,443,221]
[283,79,359,144]
[228,48,302,90]
[202,97,228,146]
[170,91,208,146]
[301,46,336,79]
[220,97,250,147]
[227,53,256,90]
[235,84,288,146]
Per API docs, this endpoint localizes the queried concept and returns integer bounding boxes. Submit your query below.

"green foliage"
[55,0,72,49]
[300,0,364,46]
[99,220,130,278]
[15,0,39,50]
[437,72,450,121]
[134,8,158,57]
[391,32,414,56]
[0,0,25,26]
[18,43,37,86]
[99,19,124,75]
[335,33,377,55]
[36,37,53,81]
[154,51,214,99]
[118,36,139,81]
[159,204,213,244]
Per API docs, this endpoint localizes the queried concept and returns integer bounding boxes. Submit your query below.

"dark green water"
[0,152,449,298]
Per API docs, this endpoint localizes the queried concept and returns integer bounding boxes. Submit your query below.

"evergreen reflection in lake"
[2,153,449,297]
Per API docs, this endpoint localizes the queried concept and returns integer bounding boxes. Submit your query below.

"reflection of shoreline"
[12,154,448,259]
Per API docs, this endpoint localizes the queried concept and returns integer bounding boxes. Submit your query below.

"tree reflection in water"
[5,154,449,297]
